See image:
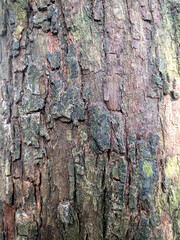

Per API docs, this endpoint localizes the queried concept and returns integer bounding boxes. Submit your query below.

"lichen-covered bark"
[0,0,179,239]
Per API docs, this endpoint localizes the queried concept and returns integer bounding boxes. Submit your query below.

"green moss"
[142,161,154,177]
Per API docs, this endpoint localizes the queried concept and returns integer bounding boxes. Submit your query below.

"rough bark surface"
[0,0,179,239]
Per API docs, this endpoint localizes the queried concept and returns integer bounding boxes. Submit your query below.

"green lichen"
[169,187,180,212]
[70,9,103,71]
[165,157,180,212]
[154,2,180,234]
[160,156,180,238]
[12,0,28,39]
[79,128,88,142]
[154,2,180,84]
[133,137,159,206]
[165,156,179,180]
[70,9,91,42]
[142,161,154,177]
[157,194,167,214]
[13,3,27,21]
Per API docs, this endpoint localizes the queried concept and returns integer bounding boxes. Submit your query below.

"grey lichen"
[47,51,60,69]
[58,201,75,225]
[52,86,85,124]
[20,112,40,148]
[89,103,111,152]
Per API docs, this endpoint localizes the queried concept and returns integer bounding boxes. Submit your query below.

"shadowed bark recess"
[0,0,180,239]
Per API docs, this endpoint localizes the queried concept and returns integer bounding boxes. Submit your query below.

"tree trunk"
[0,0,179,239]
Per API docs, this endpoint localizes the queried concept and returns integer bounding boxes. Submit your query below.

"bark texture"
[0,0,180,239]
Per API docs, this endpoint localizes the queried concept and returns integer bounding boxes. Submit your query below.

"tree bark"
[0,0,180,239]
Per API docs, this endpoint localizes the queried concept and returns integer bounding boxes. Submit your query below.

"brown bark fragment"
[3,203,15,240]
